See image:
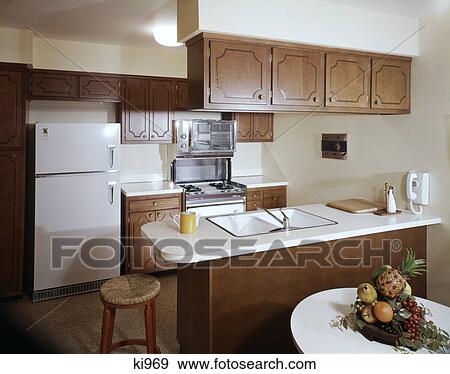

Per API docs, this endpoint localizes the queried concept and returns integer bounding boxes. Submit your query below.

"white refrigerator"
[33,123,121,301]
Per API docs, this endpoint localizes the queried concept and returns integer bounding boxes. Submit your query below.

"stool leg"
[100,305,116,353]
[144,301,158,354]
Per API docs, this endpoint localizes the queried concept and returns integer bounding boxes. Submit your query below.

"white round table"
[290,288,450,353]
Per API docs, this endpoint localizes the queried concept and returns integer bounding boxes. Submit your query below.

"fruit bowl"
[331,249,450,353]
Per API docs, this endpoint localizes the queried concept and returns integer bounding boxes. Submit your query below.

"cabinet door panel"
[272,48,324,106]
[122,78,150,142]
[0,150,24,297]
[253,113,273,141]
[31,72,78,99]
[155,208,180,222]
[210,41,270,105]
[128,211,156,273]
[371,58,410,110]
[0,71,23,148]
[235,113,254,141]
[149,79,173,142]
[325,54,370,108]
[175,80,189,110]
[79,75,120,101]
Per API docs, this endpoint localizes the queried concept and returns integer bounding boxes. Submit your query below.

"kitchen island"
[141,204,441,353]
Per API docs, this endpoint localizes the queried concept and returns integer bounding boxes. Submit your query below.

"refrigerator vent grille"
[32,279,107,302]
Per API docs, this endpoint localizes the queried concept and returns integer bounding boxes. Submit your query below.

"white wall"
[178,0,420,55]
[32,37,187,77]
[0,26,261,181]
[0,27,33,63]
[262,6,450,305]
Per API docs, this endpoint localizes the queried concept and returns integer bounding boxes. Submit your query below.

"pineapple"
[375,249,426,298]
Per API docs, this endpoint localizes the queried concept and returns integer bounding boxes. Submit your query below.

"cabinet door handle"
[328,97,334,103]
[108,181,117,205]
[374,99,379,105]
[313,96,319,102]
[258,93,265,100]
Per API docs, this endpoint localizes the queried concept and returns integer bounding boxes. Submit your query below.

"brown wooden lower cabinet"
[246,186,287,211]
[0,150,25,298]
[177,227,427,353]
[122,193,182,273]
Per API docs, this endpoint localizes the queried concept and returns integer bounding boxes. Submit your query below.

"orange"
[373,301,394,323]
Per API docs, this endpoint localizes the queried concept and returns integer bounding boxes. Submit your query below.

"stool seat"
[100,274,160,306]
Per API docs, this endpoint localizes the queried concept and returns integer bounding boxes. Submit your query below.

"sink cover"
[207,208,337,237]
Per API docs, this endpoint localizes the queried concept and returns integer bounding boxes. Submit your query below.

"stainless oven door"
[190,120,236,155]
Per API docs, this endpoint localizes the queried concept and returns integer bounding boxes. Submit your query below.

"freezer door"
[35,123,121,175]
[34,172,120,291]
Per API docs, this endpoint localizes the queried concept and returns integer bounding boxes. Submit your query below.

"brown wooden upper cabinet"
[30,70,121,102]
[229,112,273,142]
[121,78,150,142]
[187,33,411,114]
[272,48,324,107]
[121,78,174,144]
[149,79,173,142]
[0,70,24,148]
[209,41,270,105]
[174,79,189,110]
[79,75,120,101]
[325,53,371,109]
[31,71,78,99]
[371,58,411,110]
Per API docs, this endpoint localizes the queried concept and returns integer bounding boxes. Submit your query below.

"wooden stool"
[99,274,161,354]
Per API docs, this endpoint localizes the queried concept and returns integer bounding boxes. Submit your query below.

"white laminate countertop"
[121,181,183,197]
[141,204,441,264]
[234,175,288,188]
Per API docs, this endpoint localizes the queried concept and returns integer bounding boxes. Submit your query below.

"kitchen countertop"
[141,204,441,264]
[234,175,288,188]
[121,181,183,197]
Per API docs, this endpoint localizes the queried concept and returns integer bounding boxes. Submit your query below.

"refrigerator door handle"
[107,145,116,168]
[108,181,117,204]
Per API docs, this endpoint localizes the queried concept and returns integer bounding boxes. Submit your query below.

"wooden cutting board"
[327,198,385,214]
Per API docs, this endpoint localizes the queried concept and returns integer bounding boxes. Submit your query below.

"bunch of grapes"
[378,323,396,334]
[402,298,423,341]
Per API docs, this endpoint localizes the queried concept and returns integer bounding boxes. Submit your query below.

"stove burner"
[181,184,203,193]
[209,182,235,191]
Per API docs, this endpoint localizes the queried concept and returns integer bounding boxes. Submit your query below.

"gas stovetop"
[180,180,247,207]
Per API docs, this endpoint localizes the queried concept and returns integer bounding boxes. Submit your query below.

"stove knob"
[180,143,187,149]
[180,133,187,140]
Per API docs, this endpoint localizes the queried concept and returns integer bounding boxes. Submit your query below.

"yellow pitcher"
[173,212,199,234]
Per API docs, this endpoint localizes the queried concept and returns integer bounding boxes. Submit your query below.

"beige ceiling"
[0,0,178,47]
[0,0,441,48]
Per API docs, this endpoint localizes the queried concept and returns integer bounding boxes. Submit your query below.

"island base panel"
[177,227,427,353]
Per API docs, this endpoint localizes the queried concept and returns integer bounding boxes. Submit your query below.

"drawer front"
[247,189,262,201]
[247,200,263,211]
[263,196,286,209]
[129,197,180,213]
[263,188,286,200]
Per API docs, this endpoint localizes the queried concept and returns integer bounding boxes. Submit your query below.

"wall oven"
[174,119,237,157]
